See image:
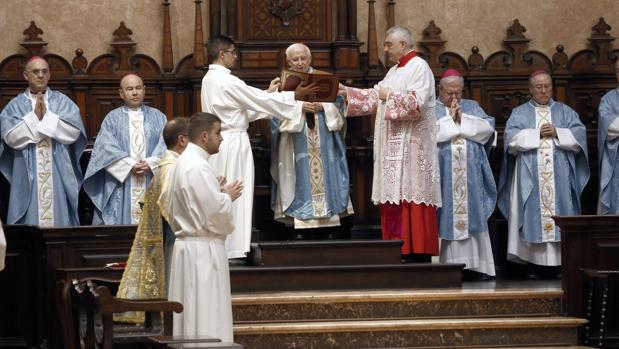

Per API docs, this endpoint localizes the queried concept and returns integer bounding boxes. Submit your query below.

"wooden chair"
[70,278,183,349]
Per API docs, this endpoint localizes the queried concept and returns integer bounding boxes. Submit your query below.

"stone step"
[249,240,403,267]
[232,288,563,323]
[233,317,587,349]
[230,263,463,293]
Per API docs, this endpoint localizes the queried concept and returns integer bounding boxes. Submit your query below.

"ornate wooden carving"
[45,54,73,77]
[419,20,446,71]
[193,0,206,69]
[553,45,569,71]
[268,0,302,27]
[72,49,88,75]
[162,0,174,73]
[130,54,162,76]
[110,21,136,71]
[20,21,47,57]
[246,0,325,40]
[589,17,615,66]
[468,46,484,71]
[503,19,530,70]
[336,0,348,41]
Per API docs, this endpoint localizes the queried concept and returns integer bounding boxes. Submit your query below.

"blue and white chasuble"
[84,106,166,225]
[0,88,86,226]
[270,96,352,228]
[435,99,496,275]
[597,88,619,214]
[497,99,589,265]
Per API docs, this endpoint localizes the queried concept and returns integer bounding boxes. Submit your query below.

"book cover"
[280,69,339,102]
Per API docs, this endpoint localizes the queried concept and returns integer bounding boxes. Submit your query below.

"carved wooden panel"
[241,50,280,69]
[243,0,329,41]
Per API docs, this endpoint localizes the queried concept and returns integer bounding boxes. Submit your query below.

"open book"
[280,69,339,102]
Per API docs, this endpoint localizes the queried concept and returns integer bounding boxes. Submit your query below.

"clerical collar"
[188,142,210,160]
[209,64,231,74]
[397,50,417,68]
[122,105,144,114]
[25,88,49,99]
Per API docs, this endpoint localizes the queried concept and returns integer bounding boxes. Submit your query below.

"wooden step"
[232,288,563,323]
[249,240,403,267]
[233,317,587,349]
[230,263,463,293]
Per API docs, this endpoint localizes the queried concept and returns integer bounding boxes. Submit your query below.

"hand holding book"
[280,69,340,102]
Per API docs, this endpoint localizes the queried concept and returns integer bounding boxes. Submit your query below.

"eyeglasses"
[26,69,49,76]
[222,49,237,55]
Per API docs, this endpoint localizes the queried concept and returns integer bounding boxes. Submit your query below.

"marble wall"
[1,0,618,67]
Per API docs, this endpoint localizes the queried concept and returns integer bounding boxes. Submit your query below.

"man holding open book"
[271,43,353,237]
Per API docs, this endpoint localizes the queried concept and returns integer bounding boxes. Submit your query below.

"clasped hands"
[448,98,462,123]
[540,123,557,138]
[217,176,243,201]
[131,160,151,176]
[34,93,47,120]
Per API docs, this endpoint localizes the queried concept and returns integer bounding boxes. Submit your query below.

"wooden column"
[386,0,395,64]
[366,0,381,71]
[336,0,348,41]
[347,0,357,40]
[162,0,174,73]
[193,0,206,69]
[209,0,221,37]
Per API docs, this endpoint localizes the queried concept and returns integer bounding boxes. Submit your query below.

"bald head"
[163,117,190,153]
[23,57,50,93]
[119,74,145,109]
[285,43,312,73]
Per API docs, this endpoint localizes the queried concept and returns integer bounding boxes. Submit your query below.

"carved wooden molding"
[162,0,174,73]
[110,21,136,71]
[268,0,303,27]
[193,0,206,70]
[20,21,47,57]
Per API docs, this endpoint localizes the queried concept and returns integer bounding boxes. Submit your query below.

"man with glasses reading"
[497,70,589,278]
[0,56,86,226]
[84,73,167,224]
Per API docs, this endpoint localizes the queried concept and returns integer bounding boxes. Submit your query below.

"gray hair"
[285,43,311,59]
[385,26,414,49]
[439,75,464,89]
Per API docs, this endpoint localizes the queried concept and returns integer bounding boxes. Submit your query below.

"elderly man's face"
[287,47,311,73]
[119,74,146,109]
[23,58,50,94]
[384,33,407,64]
[529,74,553,105]
[439,78,463,107]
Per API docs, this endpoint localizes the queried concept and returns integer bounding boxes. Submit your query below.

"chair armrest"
[93,286,183,314]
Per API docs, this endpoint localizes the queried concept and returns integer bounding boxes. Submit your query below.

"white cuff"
[554,128,581,152]
[460,113,494,144]
[2,113,40,149]
[436,117,459,143]
[145,156,160,173]
[508,129,540,154]
[105,157,135,182]
[607,116,619,140]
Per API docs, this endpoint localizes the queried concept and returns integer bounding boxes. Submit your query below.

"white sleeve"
[460,113,494,144]
[186,168,234,237]
[507,129,540,155]
[105,157,135,182]
[436,117,460,143]
[145,156,161,174]
[38,111,81,144]
[2,112,40,149]
[226,83,302,121]
[607,116,619,140]
[322,102,344,131]
[554,128,582,153]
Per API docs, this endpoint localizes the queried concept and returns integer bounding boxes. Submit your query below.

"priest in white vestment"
[165,112,243,340]
[84,74,167,225]
[339,26,441,261]
[497,70,589,272]
[0,56,86,226]
[201,35,317,259]
[435,69,496,279]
